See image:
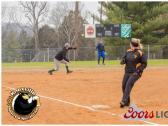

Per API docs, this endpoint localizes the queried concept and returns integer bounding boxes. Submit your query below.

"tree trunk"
[34,22,39,54]
[74,1,79,60]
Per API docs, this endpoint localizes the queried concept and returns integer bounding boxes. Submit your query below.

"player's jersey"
[121,49,147,74]
[96,43,105,52]
[55,47,75,61]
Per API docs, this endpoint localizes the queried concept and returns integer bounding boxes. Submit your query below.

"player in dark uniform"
[120,38,147,108]
[48,43,76,75]
[96,41,106,65]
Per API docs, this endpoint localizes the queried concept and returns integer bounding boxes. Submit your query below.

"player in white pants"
[53,58,69,71]
[48,43,77,75]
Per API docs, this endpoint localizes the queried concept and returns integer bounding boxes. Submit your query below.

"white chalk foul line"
[2,86,158,125]
[140,120,159,125]
[39,95,95,111]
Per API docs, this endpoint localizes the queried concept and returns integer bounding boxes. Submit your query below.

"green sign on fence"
[120,24,131,38]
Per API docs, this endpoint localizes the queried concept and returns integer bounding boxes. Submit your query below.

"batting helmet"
[64,43,70,48]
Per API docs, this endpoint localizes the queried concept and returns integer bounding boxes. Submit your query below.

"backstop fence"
[2,45,168,62]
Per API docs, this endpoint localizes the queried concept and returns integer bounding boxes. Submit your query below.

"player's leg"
[60,59,73,73]
[120,74,140,107]
[102,51,105,65]
[122,73,130,93]
[65,65,73,74]
[120,73,130,107]
[54,59,60,71]
[98,51,101,64]
[48,59,60,75]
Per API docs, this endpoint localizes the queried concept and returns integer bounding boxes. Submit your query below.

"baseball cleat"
[67,70,73,74]
[120,101,125,108]
[120,101,129,108]
[48,70,53,75]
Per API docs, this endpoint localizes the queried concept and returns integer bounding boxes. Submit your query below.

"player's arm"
[138,53,147,71]
[62,54,69,62]
[62,51,70,62]
[68,46,77,50]
[101,45,105,51]
[96,44,98,50]
[64,57,70,62]
[120,53,127,65]
[96,43,101,50]
[135,53,147,76]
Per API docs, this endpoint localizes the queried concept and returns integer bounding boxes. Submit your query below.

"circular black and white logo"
[7,87,40,120]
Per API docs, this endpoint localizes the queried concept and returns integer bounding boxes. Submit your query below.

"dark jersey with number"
[55,47,76,61]
[121,49,147,74]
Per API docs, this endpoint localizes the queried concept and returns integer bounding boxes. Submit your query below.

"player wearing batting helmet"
[120,38,147,108]
[48,43,76,75]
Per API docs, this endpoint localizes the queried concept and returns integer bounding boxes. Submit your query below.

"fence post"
[44,51,45,62]
[73,50,76,61]
[148,44,150,59]
[29,53,31,62]
[47,48,49,62]
[95,39,97,60]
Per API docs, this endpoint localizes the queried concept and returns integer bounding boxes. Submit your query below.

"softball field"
[2,60,168,124]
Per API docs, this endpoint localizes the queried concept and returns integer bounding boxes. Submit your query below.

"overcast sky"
[1,1,100,24]
[83,2,100,23]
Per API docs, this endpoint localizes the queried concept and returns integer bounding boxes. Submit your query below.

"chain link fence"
[2,45,168,62]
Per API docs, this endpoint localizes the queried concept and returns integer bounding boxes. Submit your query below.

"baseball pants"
[54,59,69,71]
[98,51,105,64]
[122,73,140,104]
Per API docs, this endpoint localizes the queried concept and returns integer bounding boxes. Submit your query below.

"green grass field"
[2,59,168,69]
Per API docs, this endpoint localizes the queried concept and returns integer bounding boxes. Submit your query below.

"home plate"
[91,105,110,110]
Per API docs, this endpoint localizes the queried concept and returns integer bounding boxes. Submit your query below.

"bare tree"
[61,10,77,45]
[1,3,7,20]
[19,2,48,53]
[50,2,88,60]
[50,2,73,47]
[2,3,17,25]
[50,2,72,30]
[2,2,27,31]
[50,2,85,46]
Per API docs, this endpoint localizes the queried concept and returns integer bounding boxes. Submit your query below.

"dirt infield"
[2,66,168,124]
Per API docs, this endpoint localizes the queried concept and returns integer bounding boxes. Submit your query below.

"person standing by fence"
[96,39,106,65]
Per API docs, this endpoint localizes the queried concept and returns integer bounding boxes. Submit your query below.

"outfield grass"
[2,59,168,69]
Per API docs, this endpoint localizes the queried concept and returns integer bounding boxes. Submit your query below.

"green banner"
[120,24,132,38]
